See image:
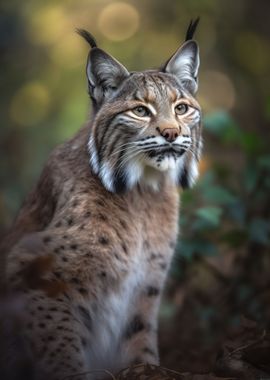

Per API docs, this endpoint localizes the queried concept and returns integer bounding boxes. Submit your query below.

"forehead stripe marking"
[146,103,157,116]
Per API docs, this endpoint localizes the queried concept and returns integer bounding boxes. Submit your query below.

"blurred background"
[1,0,270,376]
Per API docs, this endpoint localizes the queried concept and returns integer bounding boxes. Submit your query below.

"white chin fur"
[146,154,178,172]
[142,154,185,190]
[89,141,198,192]
[99,160,143,193]
[88,134,99,174]
[99,162,115,192]
[142,154,199,190]
[187,156,199,186]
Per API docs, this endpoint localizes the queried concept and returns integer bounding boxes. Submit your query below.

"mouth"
[147,146,186,159]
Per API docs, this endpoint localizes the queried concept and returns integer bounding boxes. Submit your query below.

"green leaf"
[227,200,246,225]
[203,110,242,143]
[195,206,223,227]
[265,177,270,189]
[178,239,218,259]
[196,170,215,190]
[257,154,270,169]
[202,186,236,205]
[192,217,219,232]
[203,111,265,154]
[239,132,263,155]
[181,189,195,205]
[244,163,259,193]
[179,214,188,227]
[221,229,248,248]
[248,218,270,245]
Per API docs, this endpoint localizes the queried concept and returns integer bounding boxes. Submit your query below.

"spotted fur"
[3,20,202,380]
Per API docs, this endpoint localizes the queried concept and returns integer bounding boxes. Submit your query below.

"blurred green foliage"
[170,109,270,327]
[178,111,270,263]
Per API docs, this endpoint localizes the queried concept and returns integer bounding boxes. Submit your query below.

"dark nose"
[159,128,180,142]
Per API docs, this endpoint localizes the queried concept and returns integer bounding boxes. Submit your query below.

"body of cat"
[3,20,202,380]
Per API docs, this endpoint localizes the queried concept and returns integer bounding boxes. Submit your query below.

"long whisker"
[114,149,143,179]
[110,142,137,157]
[116,148,143,170]
[112,142,160,161]
[187,147,198,159]
[114,142,196,175]
[136,145,162,152]
[137,125,148,137]
[110,138,155,157]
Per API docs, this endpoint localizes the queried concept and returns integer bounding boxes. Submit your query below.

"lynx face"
[82,34,202,193]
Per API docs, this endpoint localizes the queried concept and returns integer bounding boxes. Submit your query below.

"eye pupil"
[133,106,150,117]
[175,103,188,115]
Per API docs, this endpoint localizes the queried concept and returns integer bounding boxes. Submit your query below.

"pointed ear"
[86,48,129,106]
[162,40,200,94]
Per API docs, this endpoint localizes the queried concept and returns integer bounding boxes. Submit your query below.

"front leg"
[120,287,162,367]
[119,240,175,370]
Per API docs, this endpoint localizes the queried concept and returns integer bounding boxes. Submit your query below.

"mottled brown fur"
[2,23,202,380]
[3,126,179,379]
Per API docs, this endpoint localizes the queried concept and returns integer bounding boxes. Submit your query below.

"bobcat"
[3,20,202,380]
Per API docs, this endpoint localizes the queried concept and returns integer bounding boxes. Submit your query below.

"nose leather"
[159,128,180,142]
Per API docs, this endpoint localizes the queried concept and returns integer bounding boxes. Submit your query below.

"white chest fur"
[84,250,146,373]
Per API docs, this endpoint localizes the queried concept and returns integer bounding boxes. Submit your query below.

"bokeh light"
[198,16,217,54]
[97,2,139,41]
[234,31,270,74]
[10,82,50,127]
[49,32,86,68]
[198,70,236,112]
[26,5,71,45]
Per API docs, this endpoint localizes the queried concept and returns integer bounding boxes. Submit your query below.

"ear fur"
[86,48,129,104]
[162,18,200,94]
[77,29,129,107]
[163,40,200,94]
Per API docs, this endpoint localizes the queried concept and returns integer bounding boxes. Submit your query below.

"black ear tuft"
[185,18,200,41]
[76,28,97,48]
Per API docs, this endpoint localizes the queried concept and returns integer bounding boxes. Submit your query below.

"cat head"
[78,19,202,193]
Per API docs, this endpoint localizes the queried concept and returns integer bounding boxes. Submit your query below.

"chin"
[146,153,180,172]
[99,152,198,194]
[140,153,186,190]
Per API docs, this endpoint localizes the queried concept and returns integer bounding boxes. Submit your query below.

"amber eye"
[132,106,151,117]
[175,103,189,115]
